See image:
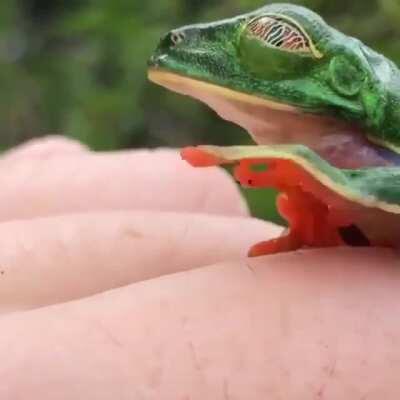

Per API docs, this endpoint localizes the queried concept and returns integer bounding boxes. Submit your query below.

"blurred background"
[1,0,400,223]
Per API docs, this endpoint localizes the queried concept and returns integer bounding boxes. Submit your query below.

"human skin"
[0,137,399,399]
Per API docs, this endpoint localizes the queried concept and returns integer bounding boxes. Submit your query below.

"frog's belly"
[149,69,400,169]
[206,96,398,169]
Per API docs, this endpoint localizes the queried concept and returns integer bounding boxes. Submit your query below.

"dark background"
[1,0,399,222]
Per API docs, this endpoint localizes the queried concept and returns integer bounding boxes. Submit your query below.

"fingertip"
[2,136,89,162]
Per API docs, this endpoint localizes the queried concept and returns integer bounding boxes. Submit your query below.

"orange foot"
[181,147,363,257]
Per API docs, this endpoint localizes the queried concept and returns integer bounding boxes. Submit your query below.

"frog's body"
[148,3,400,255]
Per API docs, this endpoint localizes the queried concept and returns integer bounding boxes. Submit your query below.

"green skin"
[148,3,400,251]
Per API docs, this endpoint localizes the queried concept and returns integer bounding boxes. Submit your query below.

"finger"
[1,136,89,162]
[0,248,398,399]
[0,148,248,220]
[0,211,280,311]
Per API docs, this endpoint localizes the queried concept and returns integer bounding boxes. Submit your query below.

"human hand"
[0,137,398,399]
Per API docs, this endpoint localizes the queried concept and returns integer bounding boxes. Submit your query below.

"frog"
[147,3,400,256]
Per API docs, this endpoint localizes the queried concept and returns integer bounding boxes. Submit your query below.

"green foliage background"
[1,0,400,222]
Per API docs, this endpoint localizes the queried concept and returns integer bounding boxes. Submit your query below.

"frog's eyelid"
[246,14,323,59]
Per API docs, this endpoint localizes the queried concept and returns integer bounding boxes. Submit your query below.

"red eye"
[246,15,322,58]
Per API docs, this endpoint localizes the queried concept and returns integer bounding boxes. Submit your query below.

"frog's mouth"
[149,69,400,169]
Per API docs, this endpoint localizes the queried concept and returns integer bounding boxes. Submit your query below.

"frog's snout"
[148,27,202,69]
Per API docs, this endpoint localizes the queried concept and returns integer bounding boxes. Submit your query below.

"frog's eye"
[245,15,322,59]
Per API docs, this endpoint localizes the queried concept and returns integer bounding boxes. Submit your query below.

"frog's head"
[148,3,396,168]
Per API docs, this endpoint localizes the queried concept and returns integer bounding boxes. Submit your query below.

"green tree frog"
[148,3,400,256]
